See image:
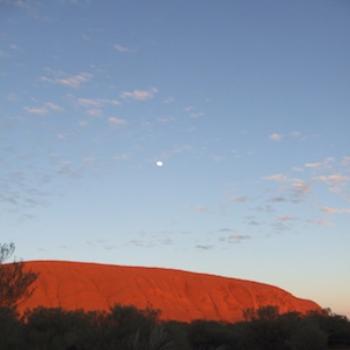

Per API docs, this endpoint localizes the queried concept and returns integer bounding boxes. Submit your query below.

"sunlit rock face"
[19,261,321,322]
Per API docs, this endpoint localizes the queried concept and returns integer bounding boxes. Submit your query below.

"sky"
[1,0,349,317]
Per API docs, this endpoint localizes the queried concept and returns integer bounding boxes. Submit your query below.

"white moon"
[156,161,163,167]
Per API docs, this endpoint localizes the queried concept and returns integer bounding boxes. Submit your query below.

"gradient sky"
[1,0,349,317]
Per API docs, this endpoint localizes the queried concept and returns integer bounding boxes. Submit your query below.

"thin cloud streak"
[121,88,158,101]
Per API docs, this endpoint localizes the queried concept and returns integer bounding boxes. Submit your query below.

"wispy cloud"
[113,43,130,53]
[184,105,205,119]
[314,174,349,187]
[77,97,119,117]
[321,207,350,215]
[269,132,283,141]
[78,97,120,107]
[306,218,331,227]
[304,162,323,169]
[86,109,102,117]
[277,215,296,222]
[304,157,334,170]
[291,179,311,195]
[264,174,311,204]
[219,233,251,244]
[264,174,288,182]
[56,72,92,88]
[24,101,63,115]
[195,244,214,250]
[41,71,92,88]
[0,0,31,9]
[270,196,287,203]
[194,206,208,213]
[232,196,249,203]
[78,98,102,108]
[269,131,307,142]
[108,116,127,126]
[121,87,158,101]
[157,116,176,124]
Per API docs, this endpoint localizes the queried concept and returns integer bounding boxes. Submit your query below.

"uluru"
[18,261,321,323]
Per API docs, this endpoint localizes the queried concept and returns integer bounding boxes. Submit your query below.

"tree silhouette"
[0,242,38,309]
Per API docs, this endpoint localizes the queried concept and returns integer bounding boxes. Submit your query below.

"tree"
[0,242,38,309]
[288,322,328,350]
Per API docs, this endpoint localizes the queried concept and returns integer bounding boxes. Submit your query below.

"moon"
[156,160,163,167]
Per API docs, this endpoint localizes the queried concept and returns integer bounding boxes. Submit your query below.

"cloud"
[194,206,208,213]
[24,106,48,115]
[247,219,261,226]
[290,131,303,139]
[220,234,251,244]
[264,174,288,182]
[291,179,311,195]
[264,174,311,203]
[303,157,335,170]
[306,218,330,226]
[277,215,296,222]
[219,228,233,233]
[232,196,248,203]
[76,97,119,117]
[56,72,92,88]
[269,132,283,141]
[195,244,214,250]
[190,112,205,119]
[0,0,31,9]
[86,109,102,117]
[0,168,50,218]
[270,196,287,202]
[163,97,175,104]
[314,174,349,187]
[113,44,130,53]
[24,101,63,115]
[108,116,127,126]
[157,116,176,124]
[77,97,120,108]
[304,162,323,169]
[78,98,102,108]
[184,105,205,119]
[45,102,62,111]
[41,72,92,88]
[121,87,158,101]
[321,207,350,215]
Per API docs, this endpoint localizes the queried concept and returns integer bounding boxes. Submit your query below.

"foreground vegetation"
[0,305,349,350]
[1,244,349,349]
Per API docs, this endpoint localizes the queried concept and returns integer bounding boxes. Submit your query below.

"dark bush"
[0,307,23,349]
[0,304,348,349]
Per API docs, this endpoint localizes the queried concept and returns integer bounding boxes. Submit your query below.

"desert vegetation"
[0,243,38,309]
[1,244,349,349]
[0,304,349,350]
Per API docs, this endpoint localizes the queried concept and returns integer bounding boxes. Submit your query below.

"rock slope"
[19,261,321,322]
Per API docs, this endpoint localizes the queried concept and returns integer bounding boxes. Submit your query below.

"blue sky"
[1,0,349,316]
